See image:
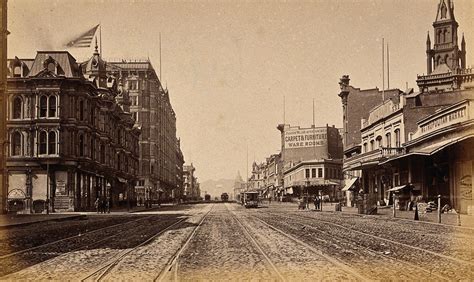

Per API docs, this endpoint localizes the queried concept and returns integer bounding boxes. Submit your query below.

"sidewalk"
[56,203,174,215]
[0,204,177,227]
[0,214,84,228]
[268,201,474,228]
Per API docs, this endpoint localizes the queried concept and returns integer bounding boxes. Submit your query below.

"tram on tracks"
[241,191,259,208]
[221,193,229,202]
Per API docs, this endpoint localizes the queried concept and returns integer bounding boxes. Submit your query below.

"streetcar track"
[272,211,474,267]
[81,216,189,282]
[0,216,153,260]
[154,204,215,282]
[248,213,371,281]
[227,204,286,282]
[261,212,449,281]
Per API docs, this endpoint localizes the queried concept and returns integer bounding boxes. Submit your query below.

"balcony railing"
[381,147,405,157]
[345,147,405,166]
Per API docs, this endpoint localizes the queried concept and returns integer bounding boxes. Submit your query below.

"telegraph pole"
[0,0,8,214]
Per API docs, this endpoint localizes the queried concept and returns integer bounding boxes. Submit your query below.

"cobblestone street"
[0,203,473,281]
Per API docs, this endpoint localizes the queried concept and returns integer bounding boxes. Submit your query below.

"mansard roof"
[28,51,81,78]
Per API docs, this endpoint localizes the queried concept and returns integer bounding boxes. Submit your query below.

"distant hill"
[200,179,235,199]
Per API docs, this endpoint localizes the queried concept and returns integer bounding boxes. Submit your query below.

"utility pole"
[0,0,8,214]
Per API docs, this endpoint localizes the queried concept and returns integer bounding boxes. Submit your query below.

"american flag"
[66,24,100,48]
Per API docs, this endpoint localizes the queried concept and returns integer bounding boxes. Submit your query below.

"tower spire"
[94,36,99,54]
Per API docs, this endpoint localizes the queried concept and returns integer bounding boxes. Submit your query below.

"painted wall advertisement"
[284,128,327,149]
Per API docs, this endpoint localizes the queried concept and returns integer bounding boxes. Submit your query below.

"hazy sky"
[8,0,473,182]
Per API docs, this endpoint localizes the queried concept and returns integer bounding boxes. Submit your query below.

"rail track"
[240,211,370,281]
[228,205,287,282]
[0,216,162,278]
[277,210,474,265]
[260,210,468,280]
[80,215,191,282]
[0,216,152,261]
[153,205,215,282]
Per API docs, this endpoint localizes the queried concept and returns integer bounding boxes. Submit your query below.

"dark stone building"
[6,47,140,213]
[106,60,183,204]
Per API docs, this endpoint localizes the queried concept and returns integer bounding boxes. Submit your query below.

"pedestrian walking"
[106,197,110,213]
[99,198,105,213]
[94,198,99,214]
[314,196,320,210]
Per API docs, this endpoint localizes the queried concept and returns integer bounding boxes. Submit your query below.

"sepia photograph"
[0,0,473,280]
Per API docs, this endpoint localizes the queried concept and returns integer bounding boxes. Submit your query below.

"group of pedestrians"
[94,197,110,214]
[298,196,322,211]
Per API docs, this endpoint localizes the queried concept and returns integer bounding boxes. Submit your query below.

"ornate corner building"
[6,46,141,213]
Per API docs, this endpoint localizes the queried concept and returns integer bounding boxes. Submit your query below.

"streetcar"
[243,191,259,208]
[221,193,229,202]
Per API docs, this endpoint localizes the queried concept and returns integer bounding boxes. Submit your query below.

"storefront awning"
[341,177,358,191]
[381,135,473,165]
[387,184,408,192]
[414,136,468,155]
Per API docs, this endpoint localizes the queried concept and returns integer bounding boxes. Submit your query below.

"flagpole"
[382,37,385,101]
[159,32,162,81]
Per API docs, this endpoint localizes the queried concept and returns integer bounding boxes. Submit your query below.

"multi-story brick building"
[183,163,200,201]
[6,47,140,213]
[276,124,343,200]
[107,60,182,203]
[340,0,474,214]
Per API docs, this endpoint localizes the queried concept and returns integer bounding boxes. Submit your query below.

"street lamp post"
[46,162,49,215]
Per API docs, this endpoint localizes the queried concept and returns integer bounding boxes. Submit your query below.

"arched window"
[48,96,57,117]
[13,66,21,77]
[370,140,375,151]
[47,62,56,73]
[100,144,105,163]
[48,131,56,154]
[385,132,391,148]
[12,97,22,119]
[79,134,84,157]
[376,136,382,148]
[363,143,367,153]
[39,96,48,117]
[39,131,47,154]
[394,129,401,147]
[444,54,449,66]
[11,132,22,156]
[79,100,84,120]
[90,137,95,159]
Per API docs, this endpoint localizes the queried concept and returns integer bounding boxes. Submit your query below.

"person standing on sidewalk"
[94,198,99,214]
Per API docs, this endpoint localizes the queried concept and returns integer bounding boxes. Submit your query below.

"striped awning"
[342,177,359,191]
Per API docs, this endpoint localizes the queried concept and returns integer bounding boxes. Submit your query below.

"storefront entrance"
[454,160,473,214]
